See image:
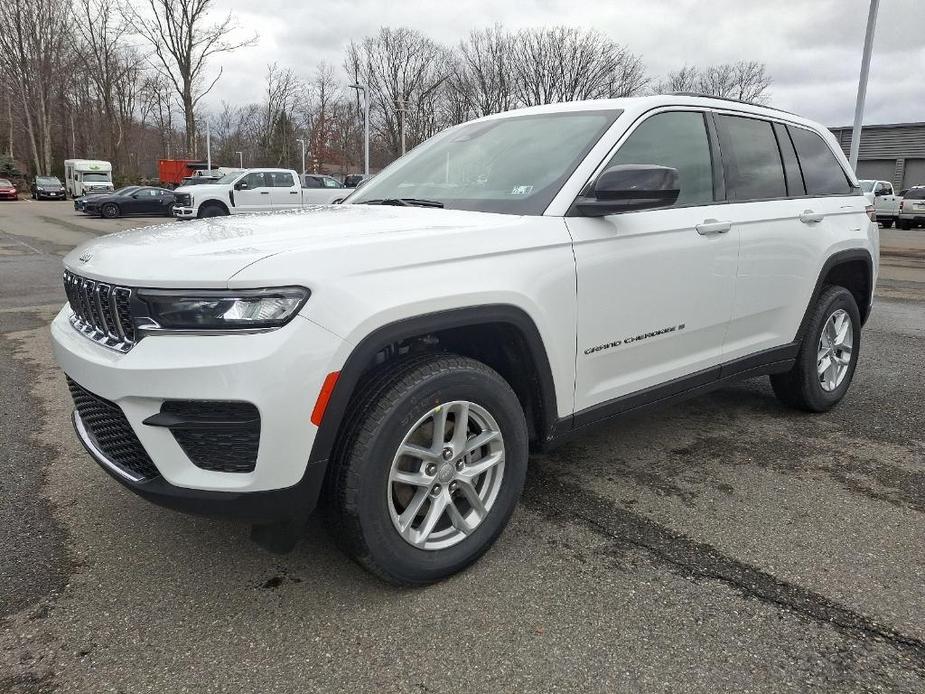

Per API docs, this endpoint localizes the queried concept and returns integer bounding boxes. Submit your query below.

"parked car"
[343,173,371,188]
[52,95,877,586]
[859,179,900,227]
[171,168,342,218]
[898,186,925,229]
[31,175,67,200]
[0,179,18,200]
[81,186,176,218]
[75,186,138,212]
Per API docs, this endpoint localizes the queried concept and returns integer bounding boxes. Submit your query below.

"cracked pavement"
[1,200,924,693]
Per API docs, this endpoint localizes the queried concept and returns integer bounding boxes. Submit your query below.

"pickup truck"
[171,168,344,219]
[860,179,901,227]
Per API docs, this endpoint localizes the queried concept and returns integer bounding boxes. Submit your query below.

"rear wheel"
[881,219,894,229]
[898,219,912,230]
[325,354,528,585]
[101,203,120,219]
[771,285,860,412]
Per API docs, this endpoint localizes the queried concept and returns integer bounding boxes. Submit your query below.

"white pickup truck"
[171,168,345,219]
[860,179,901,228]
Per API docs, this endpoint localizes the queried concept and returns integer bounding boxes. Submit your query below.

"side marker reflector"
[311,372,340,426]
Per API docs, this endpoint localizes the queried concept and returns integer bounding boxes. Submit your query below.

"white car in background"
[860,179,901,228]
[898,186,925,229]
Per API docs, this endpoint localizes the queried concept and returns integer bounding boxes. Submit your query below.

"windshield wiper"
[359,198,444,208]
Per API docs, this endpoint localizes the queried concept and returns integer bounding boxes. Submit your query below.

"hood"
[173,183,226,195]
[63,205,525,287]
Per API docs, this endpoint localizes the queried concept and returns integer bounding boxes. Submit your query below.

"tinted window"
[717,115,786,200]
[905,188,925,200]
[240,172,266,189]
[268,172,295,187]
[877,182,893,195]
[788,126,852,195]
[303,176,321,188]
[604,111,714,206]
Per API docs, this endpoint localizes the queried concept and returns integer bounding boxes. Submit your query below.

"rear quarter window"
[904,188,925,200]
[788,126,853,196]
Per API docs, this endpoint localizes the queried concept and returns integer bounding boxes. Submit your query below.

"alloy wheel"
[817,308,853,392]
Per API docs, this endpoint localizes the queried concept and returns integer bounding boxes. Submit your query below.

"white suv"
[52,95,878,585]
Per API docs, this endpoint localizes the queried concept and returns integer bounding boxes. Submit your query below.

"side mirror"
[235,181,248,190]
[576,164,680,217]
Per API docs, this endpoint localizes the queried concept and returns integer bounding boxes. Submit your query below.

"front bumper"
[172,206,196,219]
[37,191,65,199]
[51,305,347,519]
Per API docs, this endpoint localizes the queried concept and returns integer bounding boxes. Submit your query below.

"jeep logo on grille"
[78,252,93,263]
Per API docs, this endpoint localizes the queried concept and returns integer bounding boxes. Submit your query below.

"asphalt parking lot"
[1,199,924,693]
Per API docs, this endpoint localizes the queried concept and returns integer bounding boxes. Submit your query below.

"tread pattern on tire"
[323,353,514,583]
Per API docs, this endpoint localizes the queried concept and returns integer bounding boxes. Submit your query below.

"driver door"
[234,172,270,211]
[567,109,739,413]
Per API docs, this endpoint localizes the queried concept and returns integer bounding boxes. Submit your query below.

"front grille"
[64,271,136,351]
[68,377,159,481]
[174,192,191,207]
[159,401,260,473]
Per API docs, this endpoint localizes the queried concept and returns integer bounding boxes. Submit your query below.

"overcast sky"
[203,0,924,127]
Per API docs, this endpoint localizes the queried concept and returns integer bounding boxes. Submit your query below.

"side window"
[773,122,805,196]
[603,111,714,207]
[303,176,321,188]
[322,177,338,188]
[268,172,295,187]
[877,182,893,195]
[241,172,266,189]
[716,115,787,201]
[788,126,853,196]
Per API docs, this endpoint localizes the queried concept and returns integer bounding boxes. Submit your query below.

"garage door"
[856,159,896,184]
[903,159,925,191]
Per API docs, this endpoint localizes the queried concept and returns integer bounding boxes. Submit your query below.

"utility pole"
[206,120,212,172]
[849,0,879,172]
[398,99,408,156]
[235,150,243,168]
[296,137,306,176]
[349,82,369,175]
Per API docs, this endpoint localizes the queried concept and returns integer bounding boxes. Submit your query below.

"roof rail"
[668,92,794,115]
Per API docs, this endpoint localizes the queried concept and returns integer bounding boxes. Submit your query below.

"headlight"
[135,287,310,332]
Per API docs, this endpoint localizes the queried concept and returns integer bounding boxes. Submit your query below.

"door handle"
[800,210,824,223]
[696,219,732,235]
[289,191,299,194]
[260,191,270,195]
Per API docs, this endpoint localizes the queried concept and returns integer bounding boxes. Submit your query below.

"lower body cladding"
[50,306,346,524]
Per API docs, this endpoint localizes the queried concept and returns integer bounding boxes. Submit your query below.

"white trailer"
[64,159,114,198]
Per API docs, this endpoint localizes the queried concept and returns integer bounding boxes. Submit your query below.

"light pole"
[349,82,369,176]
[849,0,880,172]
[296,137,306,177]
[397,99,408,156]
[235,150,243,168]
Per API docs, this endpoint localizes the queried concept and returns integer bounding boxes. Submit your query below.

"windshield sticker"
[510,185,534,196]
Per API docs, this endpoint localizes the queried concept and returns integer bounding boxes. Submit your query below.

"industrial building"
[830,122,925,191]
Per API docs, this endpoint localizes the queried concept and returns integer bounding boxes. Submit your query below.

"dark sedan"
[31,176,66,200]
[81,186,176,218]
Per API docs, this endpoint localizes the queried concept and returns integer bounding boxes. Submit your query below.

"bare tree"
[512,27,648,106]
[346,27,451,159]
[0,0,71,173]
[448,25,517,119]
[654,61,771,104]
[129,0,257,155]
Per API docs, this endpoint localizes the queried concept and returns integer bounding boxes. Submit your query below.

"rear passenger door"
[717,114,863,361]
[268,171,301,209]
[569,109,739,412]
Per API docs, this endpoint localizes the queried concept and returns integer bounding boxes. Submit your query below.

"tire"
[881,219,894,229]
[770,285,861,412]
[198,204,227,218]
[324,354,528,585]
[101,203,120,219]
[898,219,911,230]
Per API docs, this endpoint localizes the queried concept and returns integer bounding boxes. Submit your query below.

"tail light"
[865,205,876,222]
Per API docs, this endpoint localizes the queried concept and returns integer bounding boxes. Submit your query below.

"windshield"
[213,171,244,185]
[348,110,620,215]
[859,180,875,193]
[83,173,110,182]
[0,179,11,187]
[37,176,61,186]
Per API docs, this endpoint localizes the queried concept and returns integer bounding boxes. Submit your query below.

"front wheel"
[325,355,528,585]
[198,204,227,218]
[771,285,861,412]
[101,203,120,219]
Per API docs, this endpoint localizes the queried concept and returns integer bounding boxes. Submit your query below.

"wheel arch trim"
[796,248,874,343]
[306,304,560,467]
